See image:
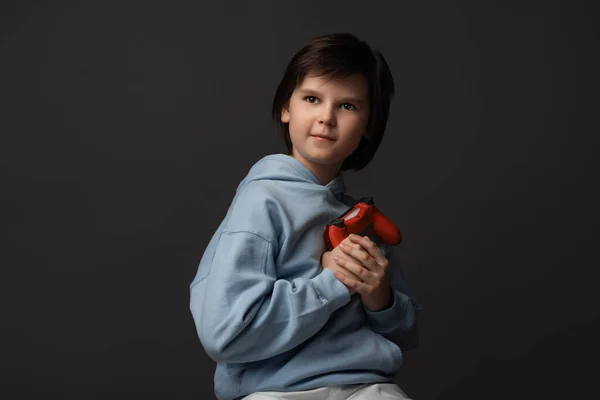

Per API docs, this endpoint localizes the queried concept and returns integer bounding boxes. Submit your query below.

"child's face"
[281,73,370,178]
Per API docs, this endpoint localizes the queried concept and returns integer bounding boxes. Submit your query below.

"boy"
[190,33,421,400]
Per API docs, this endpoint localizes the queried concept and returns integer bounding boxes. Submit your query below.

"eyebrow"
[296,88,365,105]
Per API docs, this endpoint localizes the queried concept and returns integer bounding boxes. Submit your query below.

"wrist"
[320,250,330,268]
[364,286,393,312]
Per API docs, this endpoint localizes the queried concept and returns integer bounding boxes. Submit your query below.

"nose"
[319,105,336,126]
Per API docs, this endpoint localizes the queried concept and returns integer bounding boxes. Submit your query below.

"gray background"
[1,1,597,399]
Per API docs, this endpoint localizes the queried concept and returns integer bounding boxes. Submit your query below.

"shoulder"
[222,180,284,242]
[232,179,285,209]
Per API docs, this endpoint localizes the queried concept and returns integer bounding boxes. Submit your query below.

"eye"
[341,103,356,111]
[304,96,319,104]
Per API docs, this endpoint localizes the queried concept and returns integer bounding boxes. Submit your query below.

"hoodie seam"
[311,281,326,302]
[221,229,277,248]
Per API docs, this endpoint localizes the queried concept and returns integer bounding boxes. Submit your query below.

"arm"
[190,230,351,364]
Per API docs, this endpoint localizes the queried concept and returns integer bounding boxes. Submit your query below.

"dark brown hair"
[271,33,395,171]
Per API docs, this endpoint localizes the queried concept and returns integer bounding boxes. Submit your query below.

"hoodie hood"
[236,154,346,197]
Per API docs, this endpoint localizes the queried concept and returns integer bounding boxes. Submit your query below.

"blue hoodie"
[189,154,420,400]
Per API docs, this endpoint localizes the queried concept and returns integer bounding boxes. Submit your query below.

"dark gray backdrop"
[1,1,597,399]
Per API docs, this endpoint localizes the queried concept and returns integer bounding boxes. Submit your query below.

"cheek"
[340,115,367,136]
[288,114,311,133]
[287,121,307,144]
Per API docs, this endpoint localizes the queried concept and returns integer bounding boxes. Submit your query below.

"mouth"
[310,134,335,141]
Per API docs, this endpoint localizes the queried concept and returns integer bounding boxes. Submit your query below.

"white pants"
[241,383,411,400]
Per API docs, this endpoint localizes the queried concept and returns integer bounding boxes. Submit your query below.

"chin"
[304,152,346,167]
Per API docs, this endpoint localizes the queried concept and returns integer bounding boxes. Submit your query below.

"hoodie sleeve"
[189,191,351,364]
[363,245,422,344]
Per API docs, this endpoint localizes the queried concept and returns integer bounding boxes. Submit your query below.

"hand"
[333,234,393,311]
[320,237,362,295]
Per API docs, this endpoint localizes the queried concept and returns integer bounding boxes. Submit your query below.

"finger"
[334,255,375,283]
[333,266,369,297]
[332,256,363,282]
[341,236,359,247]
[348,234,388,266]
[338,243,378,271]
[333,268,364,294]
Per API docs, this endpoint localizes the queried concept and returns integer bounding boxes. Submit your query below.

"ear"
[281,103,290,123]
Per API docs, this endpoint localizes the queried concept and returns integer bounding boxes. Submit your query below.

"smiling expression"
[281,73,370,183]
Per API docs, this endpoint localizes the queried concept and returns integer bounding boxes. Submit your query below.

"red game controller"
[324,197,402,251]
